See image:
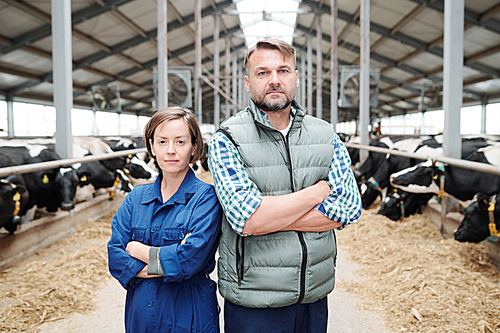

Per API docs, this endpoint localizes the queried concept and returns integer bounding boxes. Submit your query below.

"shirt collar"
[142,167,198,205]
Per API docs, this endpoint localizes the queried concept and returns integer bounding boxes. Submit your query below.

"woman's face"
[150,118,195,177]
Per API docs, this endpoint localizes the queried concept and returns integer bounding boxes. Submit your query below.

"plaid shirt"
[208,116,362,236]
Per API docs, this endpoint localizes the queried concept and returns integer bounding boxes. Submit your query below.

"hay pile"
[0,212,115,333]
[336,206,500,333]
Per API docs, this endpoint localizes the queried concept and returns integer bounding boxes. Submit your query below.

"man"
[208,39,362,333]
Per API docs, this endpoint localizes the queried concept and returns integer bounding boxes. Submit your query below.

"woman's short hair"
[143,106,204,163]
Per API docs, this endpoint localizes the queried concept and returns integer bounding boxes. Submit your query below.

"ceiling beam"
[302,0,500,79]
[6,0,236,97]
[0,0,135,56]
[407,0,500,35]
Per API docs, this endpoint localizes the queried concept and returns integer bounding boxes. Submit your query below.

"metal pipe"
[344,143,500,176]
[0,148,147,178]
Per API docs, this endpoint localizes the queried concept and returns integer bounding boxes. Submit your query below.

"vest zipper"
[283,134,308,304]
[255,121,308,304]
[236,236,245,285]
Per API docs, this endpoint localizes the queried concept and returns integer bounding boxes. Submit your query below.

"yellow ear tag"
[432,174,438,180]
[128,154,133,158]
[13,192,20,201]
[42,174,49,184]
[488,202,495,212]
[80,175,87,182]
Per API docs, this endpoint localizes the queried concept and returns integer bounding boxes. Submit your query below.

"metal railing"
[0,148,147,178]
[344,143,500,176]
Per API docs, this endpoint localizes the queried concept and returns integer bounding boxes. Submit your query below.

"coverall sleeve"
[107,193,147,289]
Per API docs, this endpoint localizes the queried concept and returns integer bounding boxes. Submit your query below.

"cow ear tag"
[42,174,49,183]
[80,175,87,182]
[13,192,20,201]
[128,154,133,158]
[432,174,438,180]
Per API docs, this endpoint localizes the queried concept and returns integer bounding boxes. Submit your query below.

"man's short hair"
[244,38,296,73]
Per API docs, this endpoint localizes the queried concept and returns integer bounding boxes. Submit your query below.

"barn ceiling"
[1,0,500,125]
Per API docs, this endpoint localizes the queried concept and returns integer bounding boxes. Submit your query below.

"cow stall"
[0,146,145,270]
[345,136,500,270]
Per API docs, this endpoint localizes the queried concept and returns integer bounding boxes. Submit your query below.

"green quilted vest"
[217,99,338,308]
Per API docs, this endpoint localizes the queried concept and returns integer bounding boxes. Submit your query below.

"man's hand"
[314,180,331,202]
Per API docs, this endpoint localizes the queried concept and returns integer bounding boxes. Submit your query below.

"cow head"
[0,178,28,234]
[56,167,81,211]
[360,178,382,209]
[390,162,442,194]
[378,190,405,221]
[455,193,500,243]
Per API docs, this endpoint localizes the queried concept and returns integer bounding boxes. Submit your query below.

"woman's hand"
[126,241,150,263]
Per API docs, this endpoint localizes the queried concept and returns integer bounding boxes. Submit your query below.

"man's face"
[245,48,299,113]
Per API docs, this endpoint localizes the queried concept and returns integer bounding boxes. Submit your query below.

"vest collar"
[247,98,307,132]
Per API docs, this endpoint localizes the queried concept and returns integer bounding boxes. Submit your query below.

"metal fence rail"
[0,148,147,178]
[344,143,500,176]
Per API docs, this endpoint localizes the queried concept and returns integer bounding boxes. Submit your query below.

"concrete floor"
[39,246,392,333]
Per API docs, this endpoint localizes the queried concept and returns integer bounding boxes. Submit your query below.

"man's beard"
[252,87,294,112]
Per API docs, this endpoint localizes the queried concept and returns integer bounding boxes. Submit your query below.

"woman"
[107,107,222,332]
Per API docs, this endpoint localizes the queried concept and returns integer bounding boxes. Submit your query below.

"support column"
[300,50,306,106]
[307,36,313,115]
[421,112,426,135]
[92,110,98,136]
[359,0,370,163]
[157,0,168,110]
[194,0,202,123]
[52,0,73,159]
[330,0,338,127]
[481,94,488,134]
[6,97,14,138]
[238,60,244,108]
[316,15,322,120]
[232,52,238,115]
[225,40,231,120]
[442,0,463,159]
[213,15,220,128]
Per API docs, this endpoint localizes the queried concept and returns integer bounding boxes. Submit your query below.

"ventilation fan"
[91,85,121,112]
[153,67,192,108]
[339,66,380,108]
[425,85,442,108]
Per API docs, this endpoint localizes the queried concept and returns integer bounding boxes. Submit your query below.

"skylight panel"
[234,0,300,47]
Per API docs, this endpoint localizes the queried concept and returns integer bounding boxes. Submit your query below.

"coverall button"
[147,301,153,307]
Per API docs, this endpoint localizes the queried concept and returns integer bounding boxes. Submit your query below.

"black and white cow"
[0,144,82,214]
[377,188,434,221]
[391,145,500,202]
[352,136,416,185]
[0,153,29,234]
[71,142,133,203]
[102,137,158,185]
[378,137,493,218]
[358,137,436,209]
[454,193,500,243]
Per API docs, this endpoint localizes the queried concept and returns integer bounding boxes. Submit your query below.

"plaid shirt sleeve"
[208,132,263,235]
[314,132,362,230]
